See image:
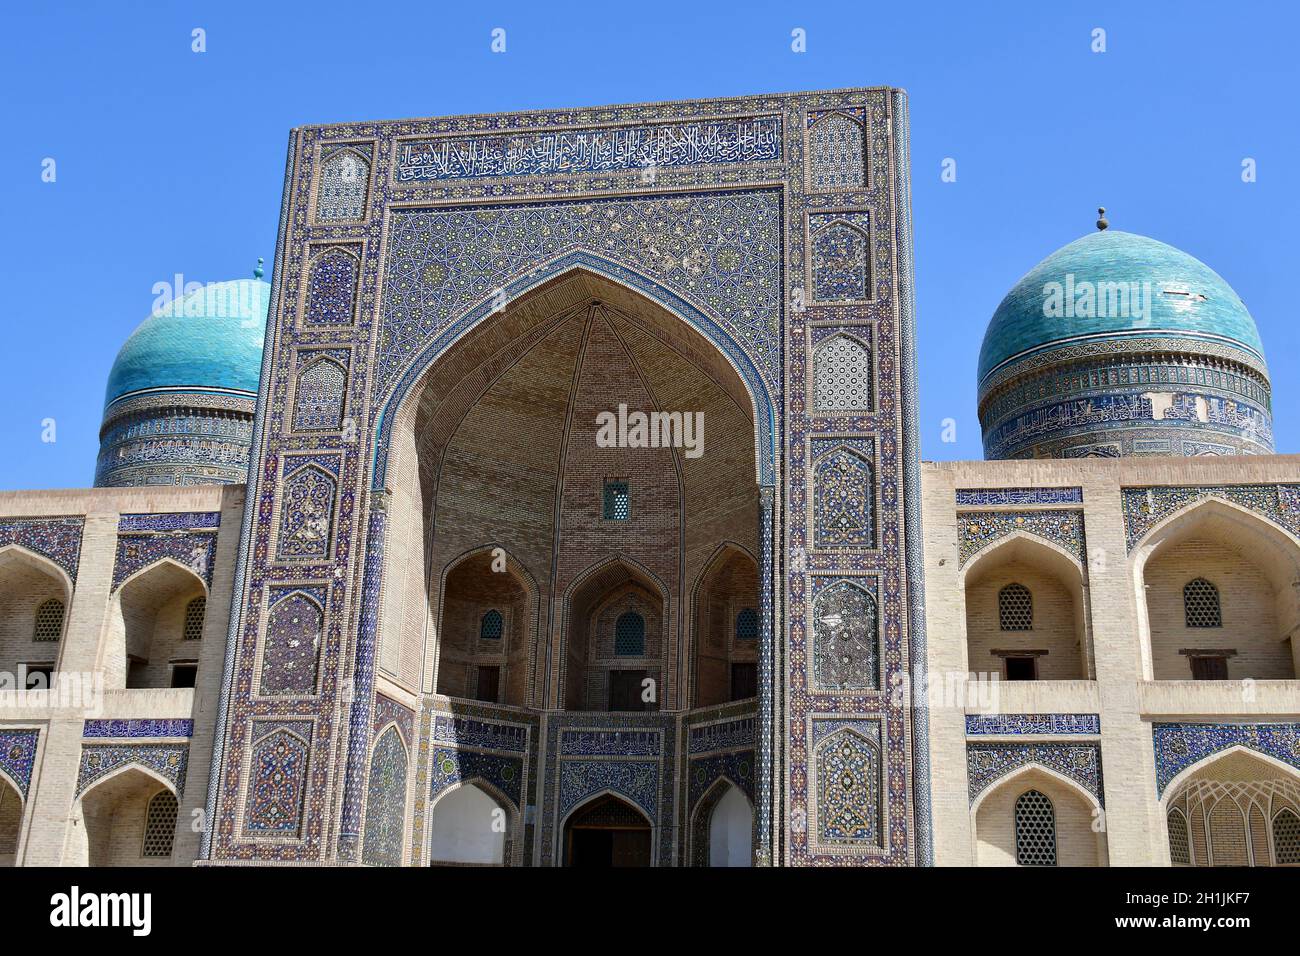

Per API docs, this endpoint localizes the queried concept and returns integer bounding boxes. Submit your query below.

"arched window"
[998,583,1033,631]
[317,148,370,223]
[183,597,206,641]
[614,611,645,656]
[812,333,872,412]
[1184,578,1222,628]
[1168,808,1191,865]
[142,790,178,858]
[33,598,65,642]
[480,609,504,641]
[1014,789,1057,866]
[735,607,758,641]
[1273,808,1300,865]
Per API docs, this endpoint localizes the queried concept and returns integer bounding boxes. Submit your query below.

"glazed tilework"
[292,352,349,431]
[244,721,313,836]
[687,716,755,754]
[207,87,927,866]
[372,694,415,744]
[118,512,221,532]
[967,742,1104,806]
[275,464,337,561]
[0,517,83,583]
[303,247,361,326]
[112,529,217,589]
[429,747,525,809]
[812,331,873,411]
[361,726,408,866]
[83,719,194,739]
[687,749,755,805]
[76,744,188,797]
[811,438,875,549]
[811,578,879,691]
[260,589,324,696]
[395,115,782,182]
[809,211,871,303]
[955,488,1083,507]
[1122,483,1300,550]
[958,509,1086,567]
[813,723,882,847]
[965,714,1100,736]
[1153,722,1300,796]
[806,109,866,191]
[0,730,40,798]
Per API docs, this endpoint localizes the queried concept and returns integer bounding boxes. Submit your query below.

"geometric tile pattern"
[293,354,348,431]
[0,730,40,798]
[809,212,870,303]
[812,333,872,412]
[0,517,84,583]
[958,509,1087,568]
[812,721,881,847]
[316,147,370,224]
[967,742,1104,806]
[807,110,865,191]
[361,726,408,867]
[303,248,361,327]
[76,743,189,798]
[1152,722,1300,796]
[243,722,313,835]
[260,589,325,696]
[812,439,875,549]
[112,529,217,590]
[1122,484,1300,550]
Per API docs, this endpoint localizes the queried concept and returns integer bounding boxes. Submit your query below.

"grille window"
[1184,578,1222,628]
[1014,789,1057,866]
[142,790,178,858]
[998,583,1033,631]
[603,480,630,521]
[1168,808,1191,865]
[480,609,503,641]
[183,597,206,641]
[33,599,65,642]
[614,611,645,656]
[1274,808,1300,864]
[735,607,758,641]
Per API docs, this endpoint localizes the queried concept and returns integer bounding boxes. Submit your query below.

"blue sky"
[2,0,1296,488]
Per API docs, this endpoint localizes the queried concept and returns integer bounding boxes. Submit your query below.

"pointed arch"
[316,148,370,223]
[276,464,337,561]
[427,778,515,866]
[1131,497,1300,681]
[303,245,361,326]
[260,590,325,696]
[970,762,1106,867]
[243,726,311,836]
[689,775,754,867]
[362,724,409,867]
[293,356,348,431]
[103,557,208,690]
[74,765,180,867]
[807,110,866,191]
[810,219,870,302]
[811,331,872,411]
[688,542,759,707]
[811,579,879,691]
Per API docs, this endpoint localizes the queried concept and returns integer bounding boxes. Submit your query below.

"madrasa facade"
[2,87,1298,868]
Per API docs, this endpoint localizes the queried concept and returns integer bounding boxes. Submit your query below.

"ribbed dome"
[95,269,271,488]
[979,230,1265,386]
[104,277,270,409]
[976,224,1273,460]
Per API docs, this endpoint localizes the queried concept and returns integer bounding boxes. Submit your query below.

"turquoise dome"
[104,277,271,409]
[979,230,1265,386]
[95,269,271,488]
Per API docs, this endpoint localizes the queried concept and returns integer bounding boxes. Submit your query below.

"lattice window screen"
[998,583,1033,631]
[33,599,64,642]
[1274,808,1300,864]
[142,790,178,858]
[1168,809,1191,865]
[183,597,206,641]
[614,612,645,656]
[1014,789,1057,866]
[1184,578,1222,628]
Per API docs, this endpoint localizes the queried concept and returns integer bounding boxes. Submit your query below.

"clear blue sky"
[2,0,1295,488]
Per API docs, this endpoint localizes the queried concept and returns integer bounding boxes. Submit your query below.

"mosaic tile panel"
[965,714,1101,736]
[0,730,40,798]
[811,578,879,692]
[316,146,370,223]
[373,694,415,744]
[812,439,875,549]
[1153,722,1300,796]
[361,726,408,867]
[812,721,881,847]
[807,109,866,191]
[428,747,524,810]
[292,352,348,431]
[688,716,755,755]
[558,760,659,820]
[955,488,1083,507]
[967,742,1104,806]
[395,115,781,183]
[82,719,194,739]
[0,517,83,583]
[958,509,1086,567]
[1122,484,1300,550]
[303,247,360,326]
[243,722,312,836]
[809,211,871,303]
[112,529,217,589]
[275,464,337,561]
[688,749,755,805]
[76,743,188,797]
[260,589,325,696]
[118,512,221,532]
[812,332,872,412]
[431,715,529,753]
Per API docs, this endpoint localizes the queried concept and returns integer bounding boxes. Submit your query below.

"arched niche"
[971,764,1107,867]
[0,773,23,866]
[691,778,753,867]
[427,780,511,866]
[102,559,207,690]
[959,534,1091,681]
[1131,499,1300,682]
[69,766,178,867]
[562,792,653,867]
[690,544,759,707]
[0,545,72,686]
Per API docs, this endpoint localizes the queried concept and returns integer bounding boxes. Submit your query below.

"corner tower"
[95,264,271,486]
[978,211,1273,459]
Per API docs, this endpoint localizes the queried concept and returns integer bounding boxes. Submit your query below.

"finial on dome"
[254,257,265,279]
[1096,207,1109,231]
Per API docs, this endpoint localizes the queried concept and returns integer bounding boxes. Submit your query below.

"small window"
[1190,655,1229,680]
[998,583,1033,631]
[608,669,648,711]
[1004,656,1037,681]
[1014,789,1057,866]
[24,665,53,689]
[731,662,758,701]
[142,790,178,858]
[33,599,65,642]
[603,480,630,521]
[480,609,504,641]
[1273,808,1300,865]
[475,666,500,703]
[1184,578,1222,628]
[614,611,645,656]
[170,664,198,689]
[183,597,206,641]
[1168,808,1191,865]
[735,607,759,641]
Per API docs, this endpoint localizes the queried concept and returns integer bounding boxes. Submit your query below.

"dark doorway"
[564,794,652,866]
